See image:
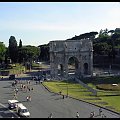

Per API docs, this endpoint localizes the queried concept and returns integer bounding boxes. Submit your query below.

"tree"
[8,36,18,63]
[93,42,111,55]
[38,44,49,61]
[0,42,6,63]
[19,39,22,48]
[18,39,23,63]
[19,45,40,63]
[67,31,98,40]
[108,30,115,36]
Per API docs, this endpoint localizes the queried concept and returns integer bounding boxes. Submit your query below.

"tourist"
[13,93,17,99]
[29,96,31,101]
[63,95,64,99]
[90,111,95,118]
[20,84,23,89]
[15,88,19,94]
[48,113,53,118]
[59,91,62,95]
[36,81,38,85]
[26,96,29,101]
[12,82,14,87]
[99,107,102,116]
[28,87,31,91]
[102,114,106,118]
[76,112,80,118]
[31,87,34,91]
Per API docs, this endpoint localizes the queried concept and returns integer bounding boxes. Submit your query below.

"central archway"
[68,56,79,76]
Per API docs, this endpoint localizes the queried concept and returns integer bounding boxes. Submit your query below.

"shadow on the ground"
[98,94,120,97]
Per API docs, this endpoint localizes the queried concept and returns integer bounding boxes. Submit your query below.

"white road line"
[0,103,19,118]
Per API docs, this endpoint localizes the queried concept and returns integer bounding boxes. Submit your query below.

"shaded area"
[83,98,101,100]
[0,107,17,118]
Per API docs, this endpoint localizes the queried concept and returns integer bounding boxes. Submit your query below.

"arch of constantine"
[49,38,93,79]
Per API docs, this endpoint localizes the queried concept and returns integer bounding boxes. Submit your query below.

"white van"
[8,100,19,109]
[16,104,30,117]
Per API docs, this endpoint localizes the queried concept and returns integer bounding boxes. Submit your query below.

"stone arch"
[49,38,93,79]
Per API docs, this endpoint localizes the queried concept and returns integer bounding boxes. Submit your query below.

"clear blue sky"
[0,2,120,47]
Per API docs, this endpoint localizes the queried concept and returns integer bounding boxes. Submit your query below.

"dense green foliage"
[0,42,6,63]
[21,45,40,62]
[93,28,120,56]
[38,44,49,61]
[8,36,18,63]
[0,28,120,65]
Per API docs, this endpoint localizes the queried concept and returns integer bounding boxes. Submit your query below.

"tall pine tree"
[18,39,23,63]
[8,36,18,63]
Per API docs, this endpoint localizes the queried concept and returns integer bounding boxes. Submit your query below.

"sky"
[0,2,120,47]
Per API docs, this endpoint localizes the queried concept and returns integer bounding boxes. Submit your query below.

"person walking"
[15,88,19,94]
[63,95,64,99]
[59,91,62,95]
[28,87,31,91]
[26,96,29,101]
[20,84,23,90]
[76,112,80,118]
[36,81,38,85]
[13,93,17,99]
[48,113,53,118]
[29,96,31,101]
[99,107,102,116]
[31,87,34,91]
[90,111,95,118]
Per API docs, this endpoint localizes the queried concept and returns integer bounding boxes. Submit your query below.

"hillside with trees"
[0,28,120,70]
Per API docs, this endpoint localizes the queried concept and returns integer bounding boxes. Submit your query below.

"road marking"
[0,103,19,118]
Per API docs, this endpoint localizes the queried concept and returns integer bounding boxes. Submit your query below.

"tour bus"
[16,104,30,117]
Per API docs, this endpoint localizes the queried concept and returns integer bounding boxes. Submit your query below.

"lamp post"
[66,80,68,97]
[65,71,68,98]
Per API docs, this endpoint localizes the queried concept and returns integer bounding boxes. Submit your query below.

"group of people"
[11,78,34,102]
[89,107,106,118]
[20,83,34,92]
[75,107,106,118]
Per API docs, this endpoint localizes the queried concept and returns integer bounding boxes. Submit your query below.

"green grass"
[100,96,120,112]
[43,80,120,113]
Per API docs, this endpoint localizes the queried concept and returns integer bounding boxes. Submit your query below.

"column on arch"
[63,56,68,78]
[89,50,93,76]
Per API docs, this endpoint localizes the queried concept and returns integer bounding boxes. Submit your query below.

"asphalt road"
[0,76,120,118]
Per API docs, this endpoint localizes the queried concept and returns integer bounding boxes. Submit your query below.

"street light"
[64,70,69,97]
[64,71,68,98]
[66,80,68,97]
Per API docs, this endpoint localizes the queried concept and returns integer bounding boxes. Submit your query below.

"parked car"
[8,100,19,109]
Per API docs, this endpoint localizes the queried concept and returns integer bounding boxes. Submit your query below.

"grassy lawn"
[43,80,120,113]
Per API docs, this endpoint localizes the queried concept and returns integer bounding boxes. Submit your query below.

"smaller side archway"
[57,64,64,76]
[84,63,88,75]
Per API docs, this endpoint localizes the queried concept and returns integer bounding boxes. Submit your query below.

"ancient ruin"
[49,38,93,79]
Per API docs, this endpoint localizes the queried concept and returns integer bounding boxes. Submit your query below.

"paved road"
[0,76,120,118]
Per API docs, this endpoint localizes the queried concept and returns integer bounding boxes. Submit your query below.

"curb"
[42,82,120,116]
